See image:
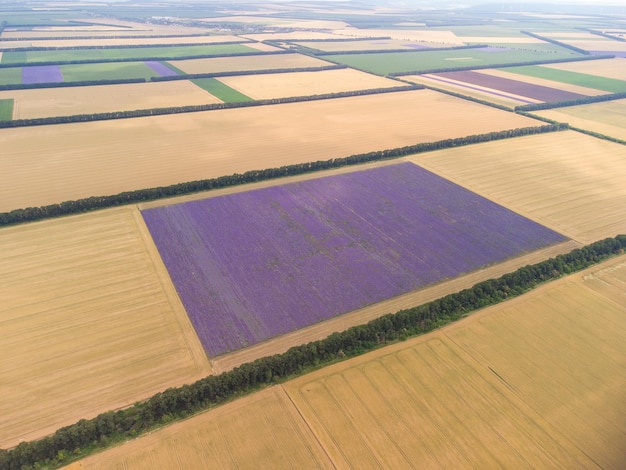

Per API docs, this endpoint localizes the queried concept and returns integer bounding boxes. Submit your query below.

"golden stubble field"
[0,207,211,448]
[216,68,405,100]
[408,131,626,244]
[169,53,333,74]
[72,255,626,469]
[3,80,221,120]
[0,89,542,212]
[534,99,626,141]
[542,57,626,80]
[0,35,245,49]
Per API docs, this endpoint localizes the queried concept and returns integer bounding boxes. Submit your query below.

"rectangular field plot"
[534,99,626,141]
[293,39,445,52]
[2,80,221,119]
[0,44,257,64]
[76,387,333,470]
[215,68,405,100]
[504,64,626,93]
[0,89,542,212]
[142,163,566,357]
[169,53,333,74]
[285,255,626,469]
[542,57,626,81]
[0,208,211,448]
[408,131,626,244]
[323,47,583,75]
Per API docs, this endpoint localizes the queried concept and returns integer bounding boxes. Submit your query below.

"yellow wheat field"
[169,53,333,74]
[0,89,541,212]
[216,68,405,100]
[534,99,626,141]
[0,207,211,448]
[407,131,626,244]
[542,57,626,80]
[71,255,626,469]
[73,387,332,470]
[3,81,221,120]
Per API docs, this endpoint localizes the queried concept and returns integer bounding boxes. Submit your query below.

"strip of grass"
[0,67,22,85]
[0,99,14,120]
[505,65,626,93]
[192,77,252,102]
[59,62,158,81]
[324,47,583,75]
[1,44,257,64]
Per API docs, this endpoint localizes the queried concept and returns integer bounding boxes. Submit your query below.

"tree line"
[521,31,590,55]
[0,123,565,228]
[0,84,420,127]
[0,40,252,53]
[313,44,488,56]
[151,64,347,82]
[1,234,624,470]
[0,78,146,92]
[0,50,290,68]
[516,90,626,111]
[389,54,613,76]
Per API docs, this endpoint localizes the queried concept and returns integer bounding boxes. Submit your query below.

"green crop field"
[0,67,22,85]
[0,44,258,65]
[505,65,626,93]
[191,77,252,102]
[0,99,14,120]
[323,47,583,75]
[59,62,159,81]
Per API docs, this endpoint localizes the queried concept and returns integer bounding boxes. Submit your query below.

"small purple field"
[21,65,63,84]
[433,70,588,102]
[142,163,566,357]
[145,61,178,77]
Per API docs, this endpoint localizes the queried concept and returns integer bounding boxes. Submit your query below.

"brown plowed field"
[0,207,211,448]
[407,131,626,244]
[72,255,626,469]
[0,89,541,212]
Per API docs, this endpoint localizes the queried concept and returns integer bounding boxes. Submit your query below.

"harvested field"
[285,254,626,469]
[408,131,626,244]
[3,80,221,119]
[0,35,245,49]
[561,39,626,53]
[406,73,540,107]
[216,68,405,99]
[169,53,333,74]
[75,387,333,469]
[542,57,626,81]
[81,255,625,469]
[0,207,211,448]
[142,162,565,356]
[293,39,442,52]
[534,99,626,141]
[0,89,542,212]
[432,70,587,102]
[59,61,159,82]
[202,15,350,30]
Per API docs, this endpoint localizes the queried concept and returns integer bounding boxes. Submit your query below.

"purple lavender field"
[142,163,566,357]
[144,61,179,77]
[21,65,63,84]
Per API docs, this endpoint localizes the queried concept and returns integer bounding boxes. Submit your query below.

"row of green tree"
[0,50,289,68]
[0,84,419,127]
[390,54,613,77]
[521,31,589,55]
[585,28,626,42]
[516,90,626,111]
[0,78,146,92]
[314,44,487,56]
[0,123,564,227]
[151,64,347,81]
[0,40,251,53]
[1,234,624,470]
